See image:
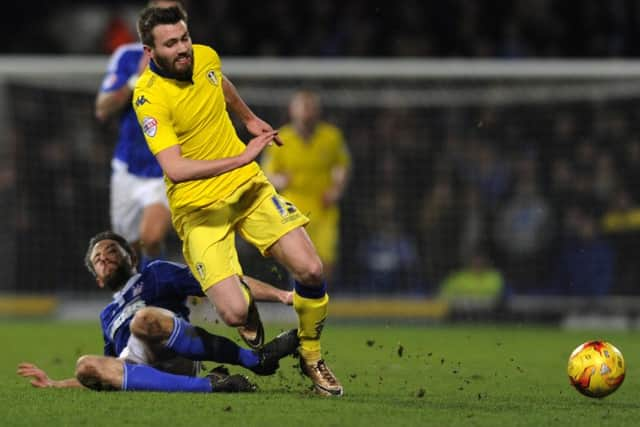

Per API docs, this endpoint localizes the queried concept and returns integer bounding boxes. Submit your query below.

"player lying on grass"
[17,231,298,393]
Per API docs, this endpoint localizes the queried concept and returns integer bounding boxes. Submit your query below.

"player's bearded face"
[155,47,193,80]
[102,261,134,291]
[91,240,135,291]
[151,22,194,80]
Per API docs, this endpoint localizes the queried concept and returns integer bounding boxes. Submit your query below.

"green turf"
[2,320,639,426]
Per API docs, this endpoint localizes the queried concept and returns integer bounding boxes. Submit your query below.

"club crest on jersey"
[206,70,218,86]
[195,262,206,280]
[142,116,158,137]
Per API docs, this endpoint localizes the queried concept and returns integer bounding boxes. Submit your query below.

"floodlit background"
[2,1,640,324]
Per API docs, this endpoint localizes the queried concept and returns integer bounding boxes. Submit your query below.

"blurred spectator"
[418,172,461,286]
[458,185,490,263]
[438,248,505,305]
[9,0,640,57]
[102,10,137,54]
[459,140,511,209]
[493,157,553,293]
[357,190,420,293]
[551,206,614,296]
[601,187,640,295]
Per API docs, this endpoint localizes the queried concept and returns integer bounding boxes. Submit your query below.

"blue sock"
[165,317,206,358]
[238,348,260,368]
[294,280,327,299]
[166,317,258,368]
[123,363,212,392]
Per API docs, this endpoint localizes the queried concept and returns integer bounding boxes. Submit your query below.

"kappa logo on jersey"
[142,116,158,137]
[135,95,150,107]
[206,70,218,86]
[195,262,206,280]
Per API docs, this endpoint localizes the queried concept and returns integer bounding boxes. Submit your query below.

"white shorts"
[110,159,169,242]
[119,334,201,376]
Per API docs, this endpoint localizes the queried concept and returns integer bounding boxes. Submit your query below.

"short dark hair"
[84,231,135,277]
[137,5,188,47]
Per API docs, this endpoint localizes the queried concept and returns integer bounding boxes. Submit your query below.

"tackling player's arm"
[221,74,283,146]
[155,131,278,183]
[17,362,85,389]
[243,276,293,305]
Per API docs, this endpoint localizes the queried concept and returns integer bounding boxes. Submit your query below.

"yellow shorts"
[182,175,309,291]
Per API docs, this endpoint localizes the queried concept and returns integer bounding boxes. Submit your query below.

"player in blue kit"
[95,1,182,269]
[17,231,298,393]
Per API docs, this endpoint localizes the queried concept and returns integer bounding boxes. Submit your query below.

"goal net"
[3,58,640,299]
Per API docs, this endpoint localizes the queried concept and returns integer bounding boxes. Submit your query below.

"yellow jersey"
[132,44,260,235]
[261,122,350,215]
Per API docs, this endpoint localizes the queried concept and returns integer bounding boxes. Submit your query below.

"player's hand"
[282,291,294,305]
[245,117,284,146]
[17,362,53,388]
[243,131,279,163]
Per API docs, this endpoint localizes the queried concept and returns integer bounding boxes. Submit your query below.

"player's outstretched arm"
[243,276,293,305]
[222,74,283,146]
[17,362,84,389]
[155,131,278,183]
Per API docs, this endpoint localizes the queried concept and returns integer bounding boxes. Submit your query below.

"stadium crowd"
[6,0,640,58]
[7,0,640,299]
[340,101,640,297]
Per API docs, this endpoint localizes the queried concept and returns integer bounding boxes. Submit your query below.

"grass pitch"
[2,320,640,426]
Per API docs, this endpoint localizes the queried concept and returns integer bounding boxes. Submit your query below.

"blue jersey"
[99,260,204,357]
[100,43,163,177]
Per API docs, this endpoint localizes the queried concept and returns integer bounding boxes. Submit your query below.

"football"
[567,340,625,398]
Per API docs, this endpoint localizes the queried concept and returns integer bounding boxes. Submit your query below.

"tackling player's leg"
[75,355,254,392]
[129,306,294,375]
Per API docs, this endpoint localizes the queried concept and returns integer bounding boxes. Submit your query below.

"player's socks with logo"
[165,317,259,368]
[123,363,212,392]
[292,281,328,363]
[293,281,344,396]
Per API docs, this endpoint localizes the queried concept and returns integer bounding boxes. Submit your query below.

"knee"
[75,356,103,389]
[130,307,172,341]
[295,256,324,285]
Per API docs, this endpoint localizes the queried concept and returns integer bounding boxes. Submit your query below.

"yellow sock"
[293,291,329,363]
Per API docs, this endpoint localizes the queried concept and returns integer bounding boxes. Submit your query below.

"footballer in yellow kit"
[132,5,343,396]
[133,44,307,286]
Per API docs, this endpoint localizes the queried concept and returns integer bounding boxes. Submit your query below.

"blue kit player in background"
[17,231,298,393]
[95,1,182,269]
